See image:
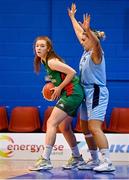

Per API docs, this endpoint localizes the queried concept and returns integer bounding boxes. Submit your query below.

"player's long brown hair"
[33,36,64,73]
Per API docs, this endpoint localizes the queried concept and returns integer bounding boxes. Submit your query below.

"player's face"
[81,32,92,51]
[35,40,48,58]
[81,32,88,47]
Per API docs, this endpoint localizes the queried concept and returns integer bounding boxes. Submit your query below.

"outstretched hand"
[68,3,77,18]
[80,13,91,31]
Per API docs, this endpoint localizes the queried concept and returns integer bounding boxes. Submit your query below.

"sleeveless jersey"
[43,60,80,96]
[79,50,106,86]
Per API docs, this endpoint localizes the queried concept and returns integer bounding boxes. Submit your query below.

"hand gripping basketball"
[42,82,55,101]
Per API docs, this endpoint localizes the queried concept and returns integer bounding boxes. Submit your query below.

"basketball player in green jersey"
[29,36,85,170]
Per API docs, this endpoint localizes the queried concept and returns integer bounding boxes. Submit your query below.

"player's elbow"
[72,69,76,76]
[68,68,76,78]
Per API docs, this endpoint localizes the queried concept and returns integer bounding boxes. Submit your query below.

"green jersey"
[44,61,80,96]
[43,60,84,117]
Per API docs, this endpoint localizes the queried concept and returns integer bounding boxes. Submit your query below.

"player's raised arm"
[80,14,102,64]
[68,3,84,44]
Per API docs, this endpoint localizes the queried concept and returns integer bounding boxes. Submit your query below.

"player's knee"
[47,118,58,129]
[88,124,101,136]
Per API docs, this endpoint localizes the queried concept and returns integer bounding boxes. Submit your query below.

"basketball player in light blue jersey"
[68,3,115,172]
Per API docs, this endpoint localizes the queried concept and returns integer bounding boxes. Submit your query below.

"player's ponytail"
[93,30,106,40]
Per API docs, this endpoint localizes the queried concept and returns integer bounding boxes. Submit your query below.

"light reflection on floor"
[0,160,128,179]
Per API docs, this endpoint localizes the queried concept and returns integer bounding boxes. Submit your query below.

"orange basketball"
[42,82,55,101]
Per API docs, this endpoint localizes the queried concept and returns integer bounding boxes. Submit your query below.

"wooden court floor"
[0,159,129,180]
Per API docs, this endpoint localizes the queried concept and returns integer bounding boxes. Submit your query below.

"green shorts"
[56,84,84,117]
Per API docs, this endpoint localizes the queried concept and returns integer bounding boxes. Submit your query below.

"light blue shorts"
[80,84,109,121]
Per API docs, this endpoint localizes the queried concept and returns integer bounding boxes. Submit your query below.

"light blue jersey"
[79,50,106,86]
[79,50,109,121]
